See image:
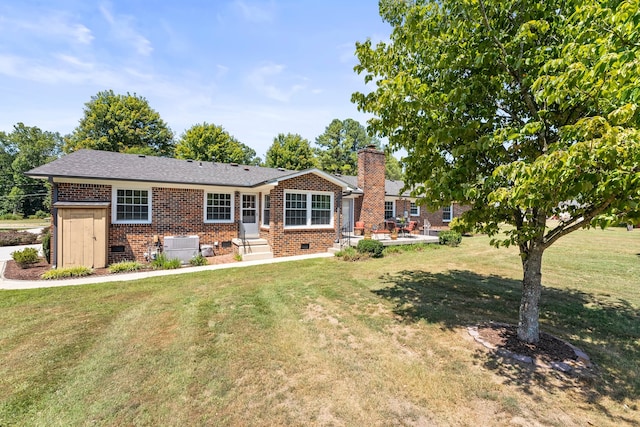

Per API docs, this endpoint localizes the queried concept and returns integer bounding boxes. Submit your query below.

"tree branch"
[542,195,617,249]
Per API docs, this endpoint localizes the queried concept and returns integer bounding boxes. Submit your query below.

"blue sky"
[0,1,390,158]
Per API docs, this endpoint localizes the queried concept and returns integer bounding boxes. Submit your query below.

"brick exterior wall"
[390,199,470,230]
[266,174,341,258]
[356,146,386,231]
[56,183,239,264]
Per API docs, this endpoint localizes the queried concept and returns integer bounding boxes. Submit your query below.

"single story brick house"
[26,146,466,268]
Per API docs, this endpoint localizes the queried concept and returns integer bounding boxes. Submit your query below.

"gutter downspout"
[50,178,58,269]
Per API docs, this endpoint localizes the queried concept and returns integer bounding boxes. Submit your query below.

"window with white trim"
[262,194,271,227]
[285,191,333,227]
[113,188,151,223]
[410,202,420,216]
[385,201,395,219]
[443,204,453,222]
[205,192,234,223]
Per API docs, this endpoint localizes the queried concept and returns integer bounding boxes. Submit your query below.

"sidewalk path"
[0,252,334,290]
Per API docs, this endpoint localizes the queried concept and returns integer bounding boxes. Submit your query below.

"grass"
[0,227,638,426]
[0,218,50,230]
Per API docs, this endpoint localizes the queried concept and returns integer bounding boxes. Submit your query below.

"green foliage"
[175,122,260,165]
[41,266,93,280]
[382,243,436,256]
[315,118,379,175]
[0,213,24,220]
[41,229,51,264]
[0,123,60,216]
[439,231,462,247]
[385,153,403,180]
[353,0,640,342]
[151,253,182,270]
[108,260,144,273]
[189,254,208,266]
[335,246,369,261]
[265,133,317,170]
[0,230,38,246]
[356,239,384,258]
[28,210,50,219]
[11,247,40,268]
[64,90,174,156]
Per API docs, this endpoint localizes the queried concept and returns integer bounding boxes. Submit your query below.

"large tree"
[353,0,640,343]
[65,90,174,156]
[385,153,403,181]
[315,118,379,175]
[0,123,62,215]
[265,133,317,170]
[175,123,261,165]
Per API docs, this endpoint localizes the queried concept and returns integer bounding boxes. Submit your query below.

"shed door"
[57,208,108,268]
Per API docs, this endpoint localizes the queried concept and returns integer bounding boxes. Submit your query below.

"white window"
[205,192,234,223]
[284,191,334,228]
[385,201,395,219]
[113,188,151,224]
[443,204,453,222]
[410,202,420,216]
[262,194,271,227]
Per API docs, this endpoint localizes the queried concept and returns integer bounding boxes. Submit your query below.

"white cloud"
[0,13,93,45]
[99,2,152,56]
[233,0,275,23]
[247,63,306,102]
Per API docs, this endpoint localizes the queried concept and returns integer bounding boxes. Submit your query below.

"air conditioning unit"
[163,235,199,264]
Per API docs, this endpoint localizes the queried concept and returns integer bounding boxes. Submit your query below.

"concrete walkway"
[0,252,335,290]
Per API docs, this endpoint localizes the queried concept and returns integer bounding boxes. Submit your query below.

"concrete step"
[232,238,273,260]
[327,247,341,254]
[241,251,274,261]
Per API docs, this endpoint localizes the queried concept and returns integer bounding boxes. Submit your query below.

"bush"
[151,253,182,270]
[0,230,39,246]
[41,266,93,280]
[0,213,24,220]
[108,260,144,273]
[190,253,208,266]
[41,230,51,264]
[439,230,462,247]
[356,239,384,258]
[28,210,50,219]
[12,247,40,268]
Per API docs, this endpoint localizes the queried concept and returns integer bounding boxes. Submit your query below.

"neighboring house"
[26,146,465,268]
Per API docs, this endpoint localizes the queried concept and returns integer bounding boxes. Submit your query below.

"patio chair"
[400,220,417,235]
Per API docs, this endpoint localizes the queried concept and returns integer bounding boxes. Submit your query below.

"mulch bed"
[3,254,238,281]
[477,323,576,363]
[470,323,593,374]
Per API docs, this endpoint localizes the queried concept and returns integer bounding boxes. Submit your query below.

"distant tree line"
[0,90,403,217]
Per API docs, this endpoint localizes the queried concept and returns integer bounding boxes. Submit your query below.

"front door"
[342,198,353,233]
[241,193,259,238]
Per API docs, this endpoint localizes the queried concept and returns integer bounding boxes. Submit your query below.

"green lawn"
[1,227,638,426]
[0,218,50,230]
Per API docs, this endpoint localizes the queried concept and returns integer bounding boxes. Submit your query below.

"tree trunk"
[517,244,544,343]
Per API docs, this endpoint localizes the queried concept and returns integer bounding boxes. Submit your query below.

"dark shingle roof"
[27,149,295,187]
[27,149,410,195]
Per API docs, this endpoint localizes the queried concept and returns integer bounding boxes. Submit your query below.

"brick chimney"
[357,145,385,229]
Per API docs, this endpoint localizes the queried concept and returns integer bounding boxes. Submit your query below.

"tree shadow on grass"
[374,269,640,415]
